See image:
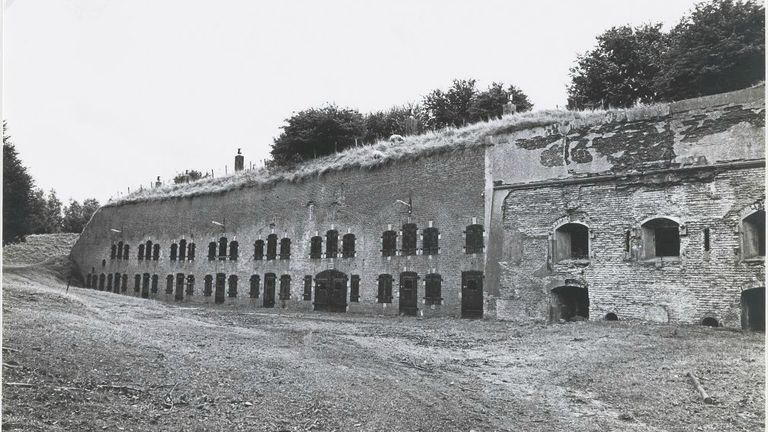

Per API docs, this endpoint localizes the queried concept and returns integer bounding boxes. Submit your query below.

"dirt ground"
[2,263,764,432]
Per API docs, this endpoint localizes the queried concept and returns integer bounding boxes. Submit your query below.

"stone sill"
[554,259,591,267]
[639,257,682,265]
[741,257,765,265]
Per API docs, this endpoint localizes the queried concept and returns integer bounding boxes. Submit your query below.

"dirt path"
[2,266,764,431]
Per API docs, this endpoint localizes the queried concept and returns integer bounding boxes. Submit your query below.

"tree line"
[3,122,100,244]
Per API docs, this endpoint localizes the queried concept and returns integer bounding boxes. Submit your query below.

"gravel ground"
[2,263,764,432]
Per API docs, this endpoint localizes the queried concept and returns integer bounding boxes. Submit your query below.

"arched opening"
[141,273,150,298]
[550,286,589,321]
[555,223,589,261]
[342,234,355,258]
[350,275,360,302]
[98,273,106,291]
[187,243,195,260]
[401,224,417,256]
[218,237,228,260]
[215,273,226,304]
[145,241,153,260]
[228,275,238,298]
[465,224,484,254]
[203,275,213,297]
[422,227,439,255]
[229,241,239,261]
[381,231,397,257]
[138,244,145,260]
[325,230,339,258]
[424,273,442,305]
[186,275,195,296]
[266,234,278,260]
[461,271,484,318]
[86,273,92,288]
[113,273,121,292]
[166,275,174,294]
[377,274,393,303]
[263,273,276,308]
[309,236,322,259]
[701,317,719,327]
[254,240,264,260]
[314,270,347,312]
[249,275,260,299]
[123,244,129,260]
[208,242,217,260]
[641,218,680,258]
[152,244,160,261]
[742,210,765,258]
[106,274,113,292]
[110,244,117,260]
[170,243,178,261]
[121,274,128,293]
[399,272,418,316]
[605,312,618,321]
[279,238,291,260]
[134,274,141,293]
[179,239,187,261]
[279,275,291,304]
[117,242,124,259]
[741,287,765,331]
[151,274,159,294]
[175,273,185,301]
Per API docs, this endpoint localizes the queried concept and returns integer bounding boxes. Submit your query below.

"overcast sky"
[4,0,702,204]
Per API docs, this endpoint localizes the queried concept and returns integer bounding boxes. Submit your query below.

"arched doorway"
[550,286,589,321]
[461,271,484,318]
[314,270,348,312]
[741,287,764,331]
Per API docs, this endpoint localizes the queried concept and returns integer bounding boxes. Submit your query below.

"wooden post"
[686,371,714,404]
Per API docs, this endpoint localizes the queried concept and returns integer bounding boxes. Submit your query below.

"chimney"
[234,148,244,172]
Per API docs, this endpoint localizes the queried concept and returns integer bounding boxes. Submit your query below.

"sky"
[4,0,703,204]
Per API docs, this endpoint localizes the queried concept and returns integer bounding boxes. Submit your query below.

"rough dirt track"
[2,264,764,431]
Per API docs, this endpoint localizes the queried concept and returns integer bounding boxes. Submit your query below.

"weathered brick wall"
[71,149,486,317]
[495,167,764,327]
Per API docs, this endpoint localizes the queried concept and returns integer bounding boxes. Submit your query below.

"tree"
[656,0,764,101]
[423,79,478,129]
[173,170,204,184]
[363,103,428,143]
[2,121,35,244]
[470,83,533,122]
[270,105,366,166]
[567,24,667,110]
[62,198,100,233]
[27,189,63,234]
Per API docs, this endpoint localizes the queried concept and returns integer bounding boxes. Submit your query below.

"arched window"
[555,223,589,262]
[266,234,278,260]
[110,244,117,260]
[218,237,228,260]
[342,234,356,258]
[326,230,339,258]
[134,274,141,292]
[228,275,238,297]
[204,275,213,297]
[280,238,291,259]
[170,243,178,261]
[279,275,291,300]
[641,218,680,258]
[187,243,195,260]
[422,227,439,255]
[145,241,153,260]
[186,275,195,296]
[252,240,264,260]
[86,273,92,288]
[117,242,124,259]
[151,274,159,294]
[98,273,105,290]
[303,276,312,300]
[382,231,397,256]
[166,275,174,294]
[377,274,393,303]
[179,239,187,261]
[425,273,442,305]
[350,275,360,302]
[107,273,113,291]
[249,275,260,298]
[229,241,239,261]
[138,244,145,260]
[465,224,484,254]
[401,224,417,255]
[175,273,185,301]
[121,274,127,292]
[152,244,160,261]
[123,244,129,260]
[310,236,322,259]
[113,273,120,291]
[743,210,765,258]
[208,242,217,261]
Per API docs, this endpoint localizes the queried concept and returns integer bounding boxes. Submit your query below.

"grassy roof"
[106,104,670,207]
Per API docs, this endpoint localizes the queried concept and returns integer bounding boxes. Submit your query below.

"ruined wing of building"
[71,85,765,330]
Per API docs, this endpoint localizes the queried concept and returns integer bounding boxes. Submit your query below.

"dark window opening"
[187,243,195,260]
[152,244,160,261]
[280,238,291,260]
[215,273,226,304]
[107,274,113,291]
[425,273,442,305]
[264,273,276,308]
[605,312,618,321]
[117,242,124,259]
[123,244,130,260]
[102,259,106,267]
[555,223,589,261]
[703,228,711,252]
[179,239,187,261]
[741,287,765,331]
[642,218,680,258]
[382,230,397,256]
[702,317,719,327]
[279,275,291,300]
[350,275,360,302]
[303,276,312,300]
[121,274,128,293]
[249,275,260,299]
[110,244,116,260]
[310,236,323,259]
[145,241,153,260]
[142,273,150,298]
[465,224,484,254]
[399,272,419,316]
[113,273,120,292]
[266,234,278,260]
[99,273,105,290]
[401,224,417,255]
[170,243,178,261]
[743,210,765,258]
[186,275,195,296]
[218,237,228,260]
[151,274,159,294]
[342,234,356,258]
[377,274,393,303]
[175,273,185,301]
[229,241,239,261]
[254,240,264,260]
[166,275,174,294]
[422,228,439,255]
[624,230,631,252]
[550,286,589,321]
[228,275,238,298]
[204,275,213,297]
[134,274,141,292]
[86,274,92,288]
[138,244,145,260]
[208,242,217,261]
[326,230,339,258]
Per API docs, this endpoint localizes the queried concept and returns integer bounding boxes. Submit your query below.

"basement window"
[342,234,356,258]
[641,218,680,258]
[326,230,339,258]
[279,275,291,300]
[166,275,174,294]
[424,273,442,305]
[170,243,178,261]
[208,242,217,261]
[228,275,238,297]
[204,275,213,296]
[138,244,145,260]
[555,223,589,262]
[218,237,228,260]
[382,231,397,257]
[186,275,195,296]
[179,239,187,261]
[280,238,291,260]
[254,240,265,260]
[377,274,393,303]
[310,236,322,259]
[465,224,484,254]
[250,275,260,298]
[401,224,417,255]
[153,244,160,261]
[303,276,312,300]
[742,210,765,259]
[229,241,239,261]
[350,275,360,302]
[266,234,278,260]
[422,228,439,255]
